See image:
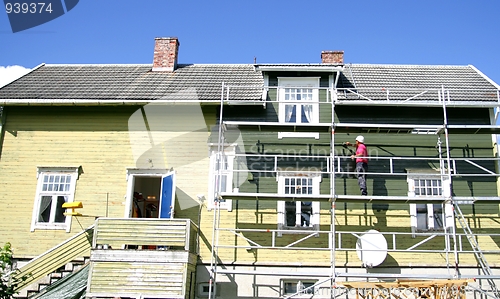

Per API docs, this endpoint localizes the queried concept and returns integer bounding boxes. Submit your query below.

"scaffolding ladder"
[453,202,500,297]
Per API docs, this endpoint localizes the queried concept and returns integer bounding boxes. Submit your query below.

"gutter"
[0,107,5,159]
[0,99,266,106]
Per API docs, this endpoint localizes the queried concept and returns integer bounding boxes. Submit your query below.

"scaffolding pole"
[208,82,228,299]
[330,87,336,298]
[208,82,500,297]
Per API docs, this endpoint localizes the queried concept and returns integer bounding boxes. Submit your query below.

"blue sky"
[1,0,500,87]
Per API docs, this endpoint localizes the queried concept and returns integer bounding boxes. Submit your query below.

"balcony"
[87,218,199,299]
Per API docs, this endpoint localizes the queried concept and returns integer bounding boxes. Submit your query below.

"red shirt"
[356,143,368,163]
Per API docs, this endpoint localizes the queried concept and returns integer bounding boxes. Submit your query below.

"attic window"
[278,78,320,139]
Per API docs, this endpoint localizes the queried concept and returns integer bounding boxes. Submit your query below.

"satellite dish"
[355,229,388,268]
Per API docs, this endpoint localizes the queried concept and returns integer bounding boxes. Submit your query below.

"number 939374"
[5,2,53,14]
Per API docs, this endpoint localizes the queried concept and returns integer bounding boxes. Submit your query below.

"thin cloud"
[0,65,31,87]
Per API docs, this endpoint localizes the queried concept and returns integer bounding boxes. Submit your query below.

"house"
[0,37,500,298]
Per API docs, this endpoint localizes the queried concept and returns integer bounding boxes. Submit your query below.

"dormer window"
[278,78,320,139]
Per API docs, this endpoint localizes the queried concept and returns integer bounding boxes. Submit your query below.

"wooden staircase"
[15,258,88,298]
[12,225,94,298]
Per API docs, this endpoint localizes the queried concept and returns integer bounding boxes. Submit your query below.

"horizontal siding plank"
[89,260,186,296]
[93,219,191,248]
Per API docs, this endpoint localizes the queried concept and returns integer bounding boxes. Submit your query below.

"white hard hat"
[356,135,365,143]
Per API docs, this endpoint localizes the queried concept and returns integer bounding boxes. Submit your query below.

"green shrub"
[0,243,29,299]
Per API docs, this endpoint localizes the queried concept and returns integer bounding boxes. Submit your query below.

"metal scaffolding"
[208,81,500,298]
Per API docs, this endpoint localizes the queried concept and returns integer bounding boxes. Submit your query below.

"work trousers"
[356,162,368,196]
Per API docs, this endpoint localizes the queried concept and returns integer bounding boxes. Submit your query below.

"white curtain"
[38,196,52,222]
[303,104,313,123]
[298,89,312,123]
[285,105,294,122]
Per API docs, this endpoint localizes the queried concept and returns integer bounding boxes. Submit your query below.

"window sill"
[414,228,445,232]
[31,224,69,232]
[278,132,320,139]
[278,225,320,236]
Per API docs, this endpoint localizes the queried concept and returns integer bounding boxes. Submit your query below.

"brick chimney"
[152,37,180,72]
[321,50,344,64]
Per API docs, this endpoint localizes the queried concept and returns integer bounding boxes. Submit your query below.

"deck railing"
[92,218,199,253]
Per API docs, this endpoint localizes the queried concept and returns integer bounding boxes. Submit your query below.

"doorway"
[125,170,176,219]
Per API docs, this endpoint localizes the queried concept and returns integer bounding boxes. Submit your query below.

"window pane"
[301,202,312,227]
[413,179,443,197]
[38,196,52,223]
[301,104,312,123]
[285,202,296,227]
[302,282,315,294]
[284,282,297,294]
[54,196,67,223]
[218,175,227,192]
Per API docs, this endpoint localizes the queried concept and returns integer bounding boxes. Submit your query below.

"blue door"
[159,172,175,218]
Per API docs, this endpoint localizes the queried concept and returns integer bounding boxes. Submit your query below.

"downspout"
[0,107,6,159]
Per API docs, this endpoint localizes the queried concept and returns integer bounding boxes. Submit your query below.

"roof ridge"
[44,63,152,67]
[349,63,470,68]
[42,63,258,66]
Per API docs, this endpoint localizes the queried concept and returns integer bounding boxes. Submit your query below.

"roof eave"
[0,98,265,106]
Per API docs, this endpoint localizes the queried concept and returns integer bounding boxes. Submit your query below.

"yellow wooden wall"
[1,105,498,270]
[0,105,215,258]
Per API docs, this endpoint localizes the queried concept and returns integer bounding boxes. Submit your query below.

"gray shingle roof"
[338,64,499,103]
[0,64,264,102]
[0,62,498,105]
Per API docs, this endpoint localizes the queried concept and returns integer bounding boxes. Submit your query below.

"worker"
[344,135,368,196]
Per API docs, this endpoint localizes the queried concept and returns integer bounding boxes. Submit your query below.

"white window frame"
[278,78,320,139]
[281,279,318,297]
[31,167,79,232]
[277,174,321,234]
[207,145,236,211]
[408,175,453,235]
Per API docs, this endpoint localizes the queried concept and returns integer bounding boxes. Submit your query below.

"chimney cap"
[155,36,179,41]
[321,50,344,53]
